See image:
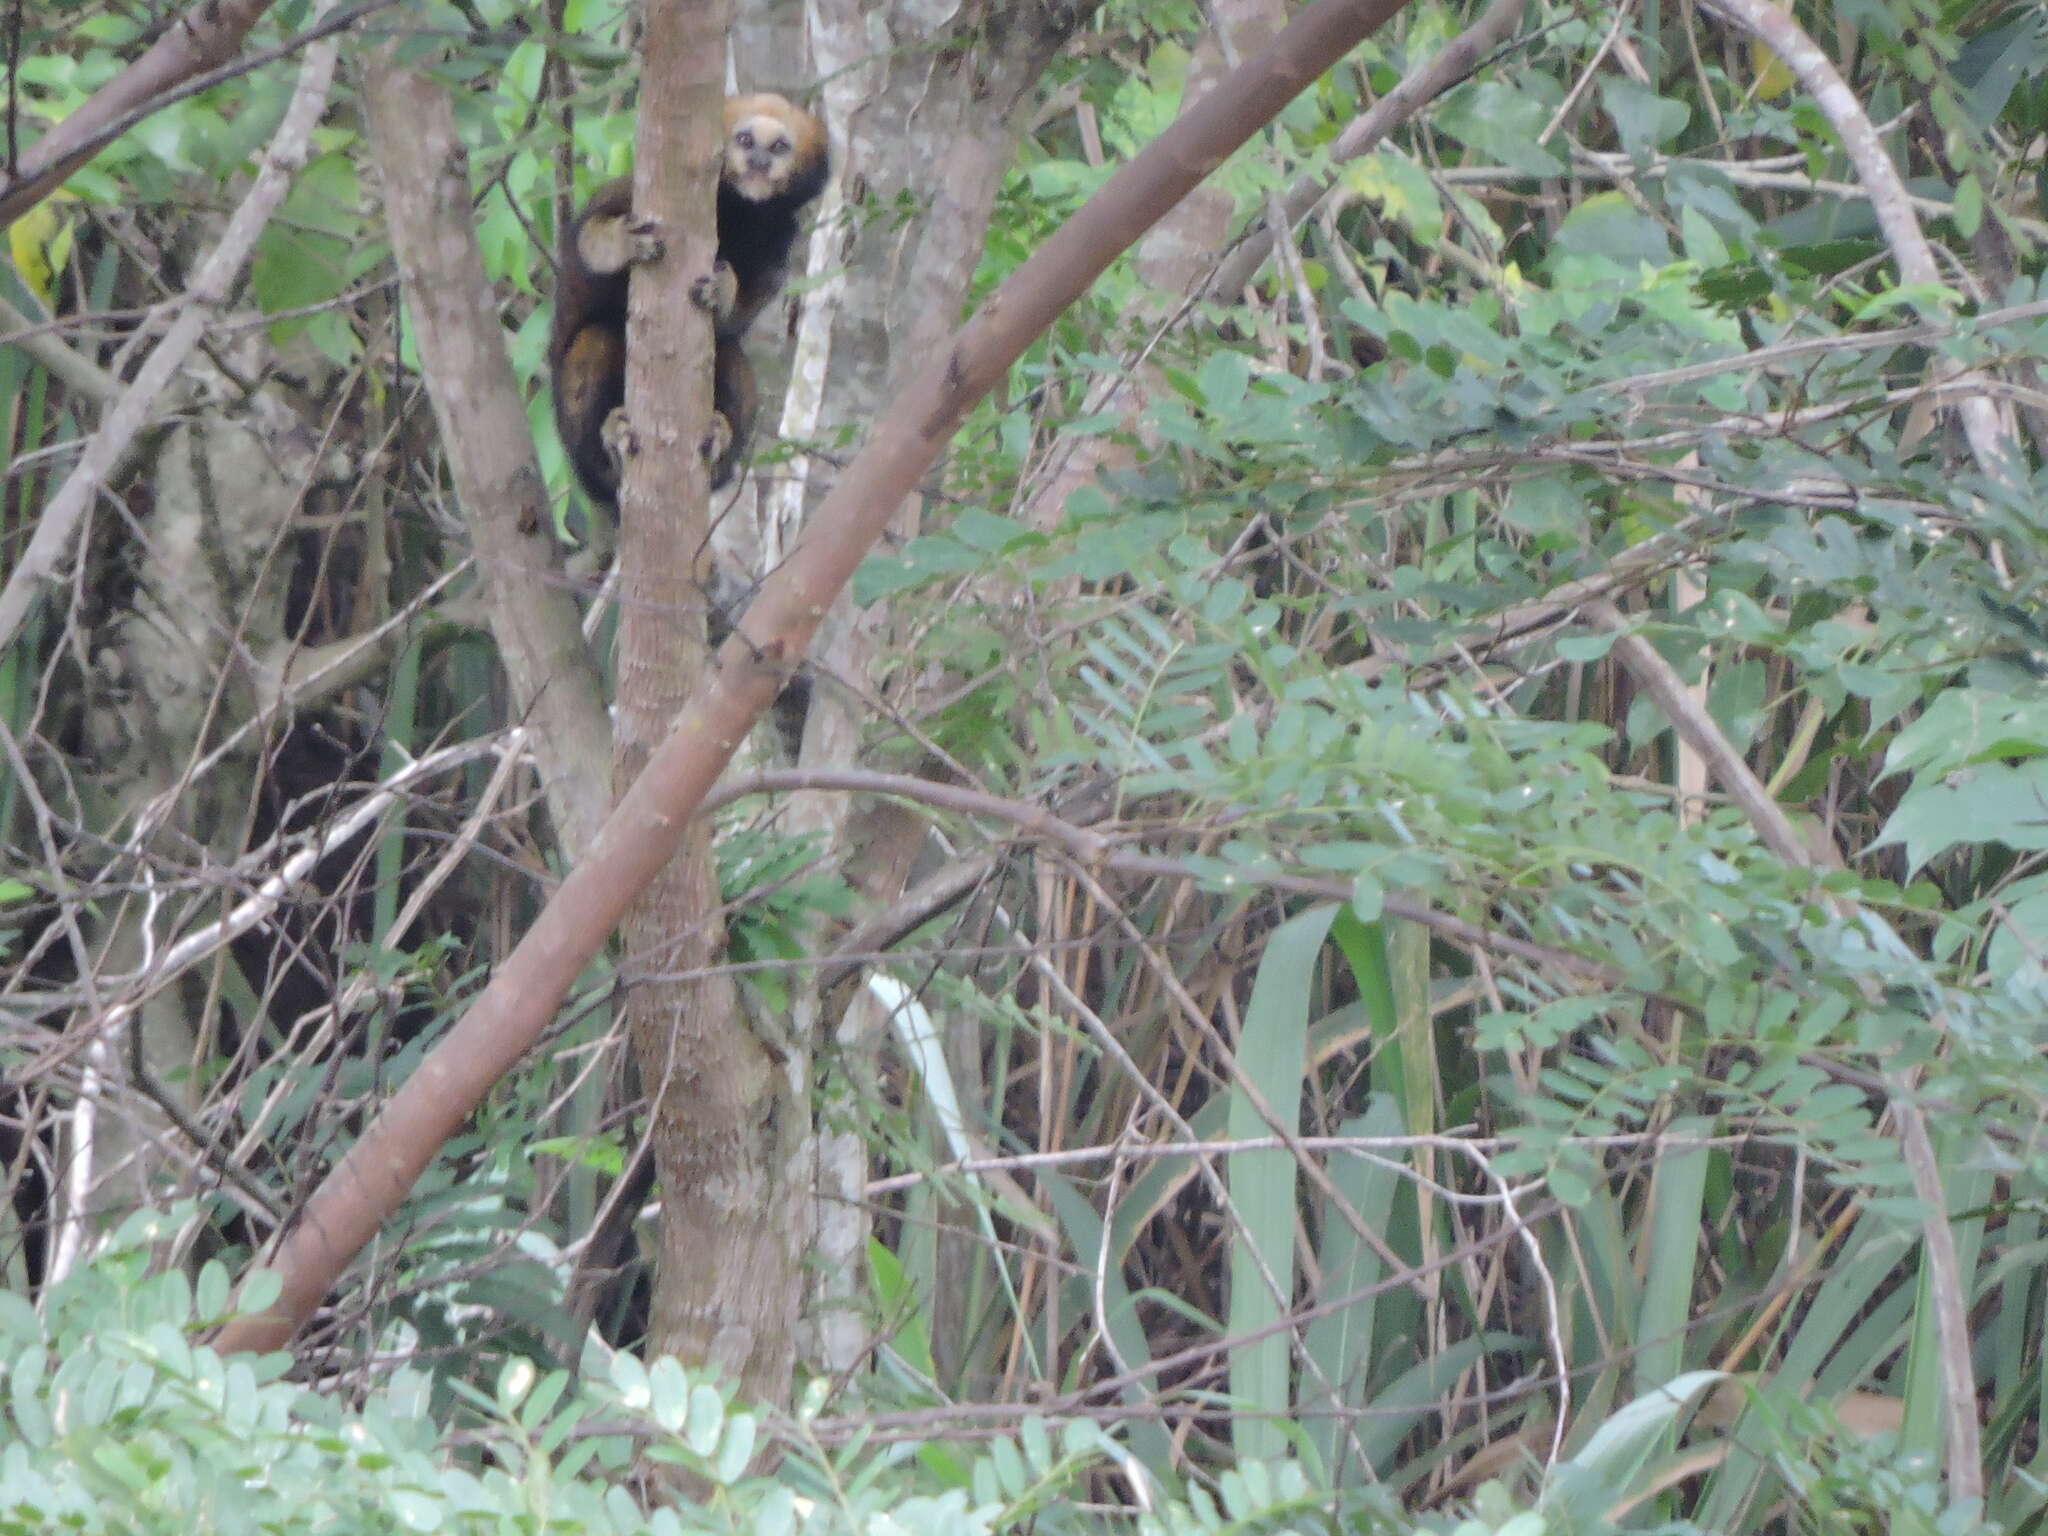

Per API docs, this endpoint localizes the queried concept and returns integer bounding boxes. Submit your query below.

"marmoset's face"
[725,112,803,202]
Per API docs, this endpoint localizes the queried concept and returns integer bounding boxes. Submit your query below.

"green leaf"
[1601,77,1690,157]
[1437,80,1565,176]
[1227,905,1337,1462]
[1875,760,2048,870]
[1951,173,1983,237]
[1885,688,2048,777]
[684,1382,723,1457]
[1195,351,1250,418]
[1556,631,1618,662]
[1553,192,1674,268]
[1346,150,1443,245]
[714,1411,756,1485]
[1638,1118,1713,1387]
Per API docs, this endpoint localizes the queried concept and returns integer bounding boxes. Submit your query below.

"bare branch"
[1582,599,1824,871]
[6,735,519,1068]
[0,289,121,403]
[1582,593,1985,1500]
[1205,0,1531,301]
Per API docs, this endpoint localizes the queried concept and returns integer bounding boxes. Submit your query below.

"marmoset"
[549,92,830,503]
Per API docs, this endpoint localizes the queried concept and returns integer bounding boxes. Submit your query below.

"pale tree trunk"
[727,0,1102,1375]
[51,410,311,1280]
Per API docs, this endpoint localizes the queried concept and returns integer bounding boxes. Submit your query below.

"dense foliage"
[4,0,2048,1529]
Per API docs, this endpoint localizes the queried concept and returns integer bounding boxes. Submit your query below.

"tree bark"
[615,0,803,1402]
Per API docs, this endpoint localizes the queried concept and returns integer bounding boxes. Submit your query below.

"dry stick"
[0,5,342,653]
[1583,600,1821,872]
[5,735,519,1061]
[212,0,1413,1358]
[1554,150,2048,244]
[1582,597,1985,1501]
[1615,296,2048,395]
[0,290,122,402]
[1698,0,2012,493]
[863,1129,1740,1194]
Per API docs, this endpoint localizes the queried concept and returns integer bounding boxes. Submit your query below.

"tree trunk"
[616,0,807,1405]
[757,0,1102,1375]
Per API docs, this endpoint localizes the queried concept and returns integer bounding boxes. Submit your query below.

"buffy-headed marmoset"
[549,92,830,504]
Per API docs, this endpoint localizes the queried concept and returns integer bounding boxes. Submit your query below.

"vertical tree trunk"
[616,0,806,1405]
[772,0,1102,1374]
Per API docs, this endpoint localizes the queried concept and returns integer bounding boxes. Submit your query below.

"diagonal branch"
[1582,595,1984,1501]
[361,53,613,858]
[1204,0,1531,301]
